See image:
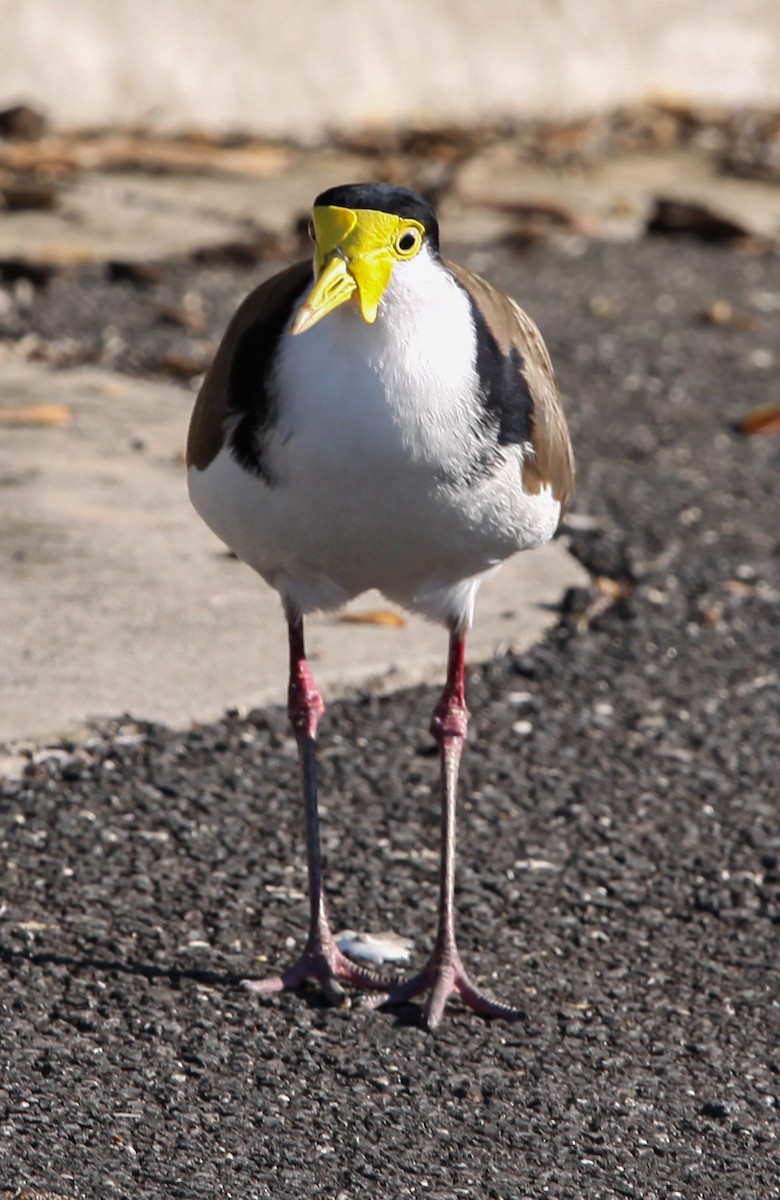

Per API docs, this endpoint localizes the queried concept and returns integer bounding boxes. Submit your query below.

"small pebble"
[335,929,413,965]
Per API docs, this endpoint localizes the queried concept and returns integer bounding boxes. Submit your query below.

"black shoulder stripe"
[227,265,313,484]
[466,292,534,448]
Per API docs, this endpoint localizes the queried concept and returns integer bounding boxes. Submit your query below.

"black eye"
[397,229,419,254]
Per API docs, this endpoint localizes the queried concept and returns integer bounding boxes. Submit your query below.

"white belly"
[188,266,561,625]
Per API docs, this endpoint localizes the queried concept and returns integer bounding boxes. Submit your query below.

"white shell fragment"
[335,929,414,965]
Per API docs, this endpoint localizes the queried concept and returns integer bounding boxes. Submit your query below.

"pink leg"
[363,627,524,1028]
[243,613,398,1005]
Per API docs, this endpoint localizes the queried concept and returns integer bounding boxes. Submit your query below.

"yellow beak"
[290,204,422,335]
[290,254,357,336]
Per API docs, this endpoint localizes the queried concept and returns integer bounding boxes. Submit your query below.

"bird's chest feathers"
[271,268,478,480]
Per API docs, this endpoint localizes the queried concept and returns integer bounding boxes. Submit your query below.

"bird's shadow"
[0,940,242,991]
[375,1002,430,1030]
[0,939,431,1027]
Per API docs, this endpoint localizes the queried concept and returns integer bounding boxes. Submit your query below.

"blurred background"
[3,0,780,135]
[1,0,779,745]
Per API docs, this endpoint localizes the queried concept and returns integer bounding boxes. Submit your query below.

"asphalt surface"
[2,235,780,1199]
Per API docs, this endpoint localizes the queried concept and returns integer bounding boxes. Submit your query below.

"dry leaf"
[701,603,723,626]
[735,403,780,436]
[339,609,406,627]
[0,174,59,211]
[0,131,290,178]
[191,227,303,266]
[701,300,760,331]
[0,403,71,426]
[702,300,734,324]
[646,198,750,243]
[594,575,631,598]
[589,296,619,319]
[0,257,58,286]
[465,194,579,227]
[107,260,164,285]
[157,302,206,332]
[723,579,756,596]
[159,349,214,379]
[0,103,47,141]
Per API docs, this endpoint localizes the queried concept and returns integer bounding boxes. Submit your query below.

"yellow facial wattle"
[291,205,424,335]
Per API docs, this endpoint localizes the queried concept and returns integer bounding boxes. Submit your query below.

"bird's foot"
[360,944,525,1030]
[242,931,403,1009]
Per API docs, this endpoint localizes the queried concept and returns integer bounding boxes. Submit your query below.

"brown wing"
[186,260,313,472]
[446,260,575,515]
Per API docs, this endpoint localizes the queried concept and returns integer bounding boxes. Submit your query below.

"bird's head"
[291,183,439,335]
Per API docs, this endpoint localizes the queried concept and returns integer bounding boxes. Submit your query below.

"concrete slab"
[2,148,778,279]
[0,154,371,265]
[451,148,780,243]
[0,361,587,748]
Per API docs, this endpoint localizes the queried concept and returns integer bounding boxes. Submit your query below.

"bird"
[186,182,574,1029]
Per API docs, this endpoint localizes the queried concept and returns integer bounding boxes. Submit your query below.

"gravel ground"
[1,236,779,1199]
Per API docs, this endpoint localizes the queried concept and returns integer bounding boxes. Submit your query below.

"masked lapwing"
[187,182,574,1028]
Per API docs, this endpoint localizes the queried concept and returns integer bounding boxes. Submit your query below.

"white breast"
[188,250,561,627]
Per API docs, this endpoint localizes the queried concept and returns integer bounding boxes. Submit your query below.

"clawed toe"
[360,949,525,1029]
[242,943,405,1008]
